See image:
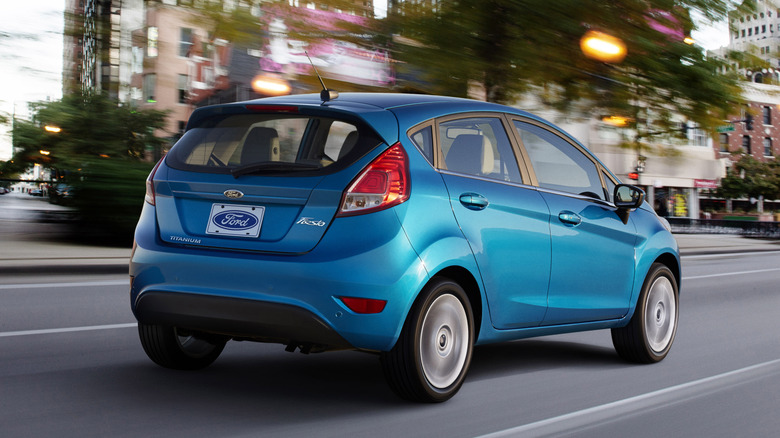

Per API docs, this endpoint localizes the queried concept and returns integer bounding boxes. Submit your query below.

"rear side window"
[166,114,379,175]
[438,117,523,183]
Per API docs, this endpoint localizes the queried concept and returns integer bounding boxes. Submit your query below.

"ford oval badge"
[212,210,259,231]
[224,189,244,199]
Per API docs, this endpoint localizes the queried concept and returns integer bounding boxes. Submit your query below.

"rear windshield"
[166,113,382,176]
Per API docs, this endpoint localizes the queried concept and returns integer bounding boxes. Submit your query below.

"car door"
[510,119,639,325]
[428,115,552,329]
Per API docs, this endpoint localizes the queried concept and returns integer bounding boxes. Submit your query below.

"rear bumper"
[130,205,428,352]
[134,291,352,350]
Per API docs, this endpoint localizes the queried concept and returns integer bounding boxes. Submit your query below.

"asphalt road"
[1,251,779,437]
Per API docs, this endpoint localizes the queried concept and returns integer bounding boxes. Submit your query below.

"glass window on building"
[743,135,751,155]
[147,27,158,58]
[764,106,772,124]
[178,74,188,104]
[719,133,729,152]
[143,74,156,103]
[691,127,707,147]
[764,138,773,157]
[179,28,193,57]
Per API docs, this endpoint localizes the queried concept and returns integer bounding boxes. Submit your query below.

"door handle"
[558,211,582,225]
[459,193,489,211]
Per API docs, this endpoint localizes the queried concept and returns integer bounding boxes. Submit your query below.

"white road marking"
[682,267,780,281]
[0,323,137,338]
[0,279,128,290]
[683,250,780,260]
[475,358,780,438]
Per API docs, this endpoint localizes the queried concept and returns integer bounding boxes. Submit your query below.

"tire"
[380,278,474,402]
[138,323,227,370]
[612,263,679,363]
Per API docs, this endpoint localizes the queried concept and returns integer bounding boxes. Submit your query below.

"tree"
[387,0,754,140]
[717,156,780,212]
[3,92,167,177]
[1,92,168,244]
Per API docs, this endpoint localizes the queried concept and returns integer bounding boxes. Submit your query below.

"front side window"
[764,137,773,156]
[602,170,617,202]
[513,120,605,200]
[438,117,523,183]
[764,106,772,125]
[743,135,752,154]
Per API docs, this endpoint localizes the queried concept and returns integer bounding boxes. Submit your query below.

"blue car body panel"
[130,92,680,354]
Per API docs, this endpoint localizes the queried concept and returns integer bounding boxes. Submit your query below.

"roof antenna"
[305,51,338,103]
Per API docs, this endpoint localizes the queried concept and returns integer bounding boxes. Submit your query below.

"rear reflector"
[340,297,387,314]
[337,143,410,217]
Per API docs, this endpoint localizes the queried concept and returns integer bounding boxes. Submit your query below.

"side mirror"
[613,184,645,223]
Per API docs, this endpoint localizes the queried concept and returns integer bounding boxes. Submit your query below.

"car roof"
[186,92,570,152]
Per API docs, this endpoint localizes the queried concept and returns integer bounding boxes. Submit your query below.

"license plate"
[206,203,264,238]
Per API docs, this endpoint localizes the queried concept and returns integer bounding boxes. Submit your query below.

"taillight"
[337,143,410,217]
[144,158,163,205]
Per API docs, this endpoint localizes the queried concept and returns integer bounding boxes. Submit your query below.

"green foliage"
[70,158,154,244]
[388,0,748,139]
[717,156,780,201]
[1,91,167,244]
[3,92,167,176]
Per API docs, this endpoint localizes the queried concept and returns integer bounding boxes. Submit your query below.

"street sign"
[717,125,735,133]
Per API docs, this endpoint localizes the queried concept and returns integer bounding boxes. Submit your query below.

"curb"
[0,259,129,276]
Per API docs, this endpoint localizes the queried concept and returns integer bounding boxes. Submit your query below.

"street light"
[251,75,291,96]
[601,115,632,127]
[580,30,627,63]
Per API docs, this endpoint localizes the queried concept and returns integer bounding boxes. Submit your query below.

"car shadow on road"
[468,338,624,382]
[104,337,622,410]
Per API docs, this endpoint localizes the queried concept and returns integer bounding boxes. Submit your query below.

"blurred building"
[131,0,386,150]
[715,82,780,163]
[130,1,219,146]
[517,96,722,220]
[727,0,780,77]
[63,0,144,101]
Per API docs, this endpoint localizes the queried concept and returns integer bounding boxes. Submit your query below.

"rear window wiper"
[231,161,319,178]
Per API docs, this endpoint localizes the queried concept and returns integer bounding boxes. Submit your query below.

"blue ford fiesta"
[130,92,680,402]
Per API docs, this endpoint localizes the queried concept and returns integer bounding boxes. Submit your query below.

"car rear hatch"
[152,101,394,254]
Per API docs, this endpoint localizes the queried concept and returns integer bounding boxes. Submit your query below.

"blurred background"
[3,0,780,246]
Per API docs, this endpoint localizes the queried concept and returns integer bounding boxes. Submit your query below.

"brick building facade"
[716,83,780,164]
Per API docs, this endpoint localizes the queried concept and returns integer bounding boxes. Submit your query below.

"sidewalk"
[674,233,780,255]
[0,238,131,275]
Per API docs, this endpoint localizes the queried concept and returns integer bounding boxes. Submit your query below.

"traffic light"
[627,172,639,180]
[745,114,753,130]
